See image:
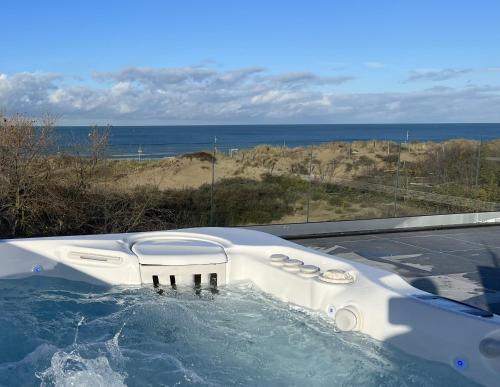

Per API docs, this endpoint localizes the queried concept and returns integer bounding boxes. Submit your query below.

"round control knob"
[282,259,304,272]
[269,253,289,266]
[319,269,355,284]
[298,265,320,278]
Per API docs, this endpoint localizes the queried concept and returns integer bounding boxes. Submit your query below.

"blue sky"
[1,0,499,124]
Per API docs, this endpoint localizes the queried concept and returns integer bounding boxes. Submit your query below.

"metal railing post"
[393,143,402,217]
[104,149,108,233]
[306,145,313,222]
[210,137,216,226]
[475,139,482,187]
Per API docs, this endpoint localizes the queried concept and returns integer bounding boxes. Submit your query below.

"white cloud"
[93,66,217,86]
[0,67,499,124]
[406,68,472,82]
[269,72,353,87]
[0,72,61,109]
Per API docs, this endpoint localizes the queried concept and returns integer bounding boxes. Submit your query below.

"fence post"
[393,143,402,217]
[475,139,482,187]
[104,148,108,233]
[210,137,216,226]
[306,145,314,223]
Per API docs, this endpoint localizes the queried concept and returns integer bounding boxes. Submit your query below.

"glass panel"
[212,141,308,226]
[392,140,446,217]
[54,135,500,232]
[102,139,214,231]
[396,140,480,216]
[309,140,396,221]
[479,140,500,210]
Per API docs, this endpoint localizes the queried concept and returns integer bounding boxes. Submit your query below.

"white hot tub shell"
[0,227,499,386]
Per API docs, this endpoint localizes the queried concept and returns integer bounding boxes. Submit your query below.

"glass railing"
[91,138,499,229]
[2,128,498,238]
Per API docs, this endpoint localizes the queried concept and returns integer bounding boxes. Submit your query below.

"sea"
[54,123,500,159]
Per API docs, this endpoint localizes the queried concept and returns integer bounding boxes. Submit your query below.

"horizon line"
[54,122,500,128]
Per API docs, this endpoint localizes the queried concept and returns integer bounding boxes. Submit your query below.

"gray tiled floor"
[293,225,500,314]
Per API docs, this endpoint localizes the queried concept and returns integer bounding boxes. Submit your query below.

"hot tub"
[0,227,498,386]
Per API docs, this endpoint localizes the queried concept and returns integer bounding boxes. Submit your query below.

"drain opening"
[210,273,217,288]
[152,275,160,288]
[194,274,202,295]
[209,273,218,294]
[170,275,177,289]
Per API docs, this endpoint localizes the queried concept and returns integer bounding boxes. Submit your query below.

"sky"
[1,0,499,125]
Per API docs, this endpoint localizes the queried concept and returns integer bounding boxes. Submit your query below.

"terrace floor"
[293,225,500,314]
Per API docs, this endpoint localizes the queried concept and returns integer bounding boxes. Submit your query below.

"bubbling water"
[0,277,478,387]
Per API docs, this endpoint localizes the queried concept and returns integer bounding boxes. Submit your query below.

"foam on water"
[0,277,479,387]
